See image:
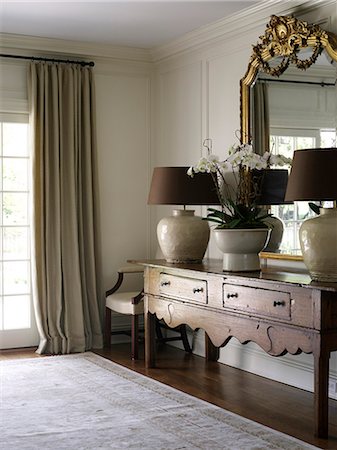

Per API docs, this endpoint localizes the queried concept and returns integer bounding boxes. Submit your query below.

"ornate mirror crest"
[240,14,337,144]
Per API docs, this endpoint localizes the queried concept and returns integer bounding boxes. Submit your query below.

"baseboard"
[168,328,337,400]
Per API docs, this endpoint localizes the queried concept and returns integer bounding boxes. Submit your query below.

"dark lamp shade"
[285,148,337,201]
[255,169,290,205]
[148,167,220,205]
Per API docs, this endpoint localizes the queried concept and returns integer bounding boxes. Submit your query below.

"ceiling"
[0,1,260,49]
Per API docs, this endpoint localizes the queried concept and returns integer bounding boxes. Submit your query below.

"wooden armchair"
[105,264,192,360]
[105,265,144,360]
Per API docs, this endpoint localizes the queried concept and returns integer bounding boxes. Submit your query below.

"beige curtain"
[28,62,103,354]
[252,80,270,155]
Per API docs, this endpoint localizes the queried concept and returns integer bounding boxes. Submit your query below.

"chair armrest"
[131,290,144,305]
[105,264,144,297]
[118,264,144,274]
[105,272,124,297]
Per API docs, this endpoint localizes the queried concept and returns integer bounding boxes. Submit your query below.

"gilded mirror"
[240,15,337,258]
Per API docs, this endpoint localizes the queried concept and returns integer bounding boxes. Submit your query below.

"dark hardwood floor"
[2,343,337,449]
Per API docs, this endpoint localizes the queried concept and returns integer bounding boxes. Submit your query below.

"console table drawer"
[222,283,291,320]
[159,273,207,303]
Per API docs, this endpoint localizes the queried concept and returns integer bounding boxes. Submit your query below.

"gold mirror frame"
[240,15,337,261]
[240,14,337,145]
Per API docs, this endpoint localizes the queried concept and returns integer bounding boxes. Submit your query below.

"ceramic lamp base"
[263,215,284,252]
[157,209,210,263]
[299,207,337,282]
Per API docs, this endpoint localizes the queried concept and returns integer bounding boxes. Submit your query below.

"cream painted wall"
[94,64,151,295]
[151,0,337,396]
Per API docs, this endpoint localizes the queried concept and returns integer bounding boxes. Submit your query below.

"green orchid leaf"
[309,202,320,215]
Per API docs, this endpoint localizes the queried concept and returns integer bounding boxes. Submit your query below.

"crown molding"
[0,0,334,66]
[151,0,336,63]
[0,33,152,64]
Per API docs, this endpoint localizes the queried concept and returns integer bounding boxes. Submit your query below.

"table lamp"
[148,167,219,263]
[256,169,290,252]
[285,148,337,281]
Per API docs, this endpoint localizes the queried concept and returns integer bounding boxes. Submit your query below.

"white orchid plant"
[187,139,291,229]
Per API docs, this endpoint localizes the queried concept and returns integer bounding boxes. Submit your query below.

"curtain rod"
[0,53,95,67]
[258,78,335,87]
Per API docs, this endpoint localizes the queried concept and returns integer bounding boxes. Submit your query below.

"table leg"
[313,344,330,438]
[144,299,156,368]
[205,332,219,361]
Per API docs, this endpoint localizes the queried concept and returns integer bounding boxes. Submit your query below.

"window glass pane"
[321,130,336,147]
[3,193,28,225]
[1,119,32,339]
[273,204,294,222]
[276,136,293,156]
[3,227,29,260]
[3,158,28,191]
[3,261,30,295]
[3,123,29,156]
[281,223,297,253]
[297,201,315,221]
[296,136,315,149]
[3,295,30,330]
[269,129,330,253]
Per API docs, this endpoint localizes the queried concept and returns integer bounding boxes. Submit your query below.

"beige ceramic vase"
[262,215,284,252]
[299,207,337,282]
[157,209,210,263]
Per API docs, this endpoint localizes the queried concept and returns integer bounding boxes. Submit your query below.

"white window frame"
[0,112,39,349]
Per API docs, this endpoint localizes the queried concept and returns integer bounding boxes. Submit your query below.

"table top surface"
[130,259,337,292]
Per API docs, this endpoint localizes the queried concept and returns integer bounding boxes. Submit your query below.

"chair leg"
[179,325,192,353]
[131,315,139,360]
[155,318,164,342]
[105,307,112,348]
[155,319,192,353]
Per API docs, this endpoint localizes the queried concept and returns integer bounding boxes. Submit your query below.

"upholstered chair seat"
[106,292,144,316]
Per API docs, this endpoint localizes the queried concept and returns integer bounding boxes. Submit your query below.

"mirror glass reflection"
[251,50,337,254]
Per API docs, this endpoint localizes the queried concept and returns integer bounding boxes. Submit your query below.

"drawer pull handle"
[161,281,170,287]
[273,300,285,307]
[193,288,203,294]
[227,293,238,298]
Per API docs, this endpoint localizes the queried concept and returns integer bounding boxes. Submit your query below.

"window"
[0,116,37,347]
[270,129,337,253]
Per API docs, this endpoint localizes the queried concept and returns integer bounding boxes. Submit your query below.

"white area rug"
[1,352,318,450]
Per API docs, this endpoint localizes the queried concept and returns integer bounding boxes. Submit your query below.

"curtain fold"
[28,62,103,354]
[252,80,270,155]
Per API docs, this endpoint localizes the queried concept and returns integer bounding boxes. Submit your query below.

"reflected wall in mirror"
[240,15,337,257]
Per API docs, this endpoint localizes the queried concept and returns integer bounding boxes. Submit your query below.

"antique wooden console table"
[134,259,337,438]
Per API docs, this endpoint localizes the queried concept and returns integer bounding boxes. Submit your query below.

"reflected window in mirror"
[269,129,336,253]
[251,61,336,254]
[269,132,317,253]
